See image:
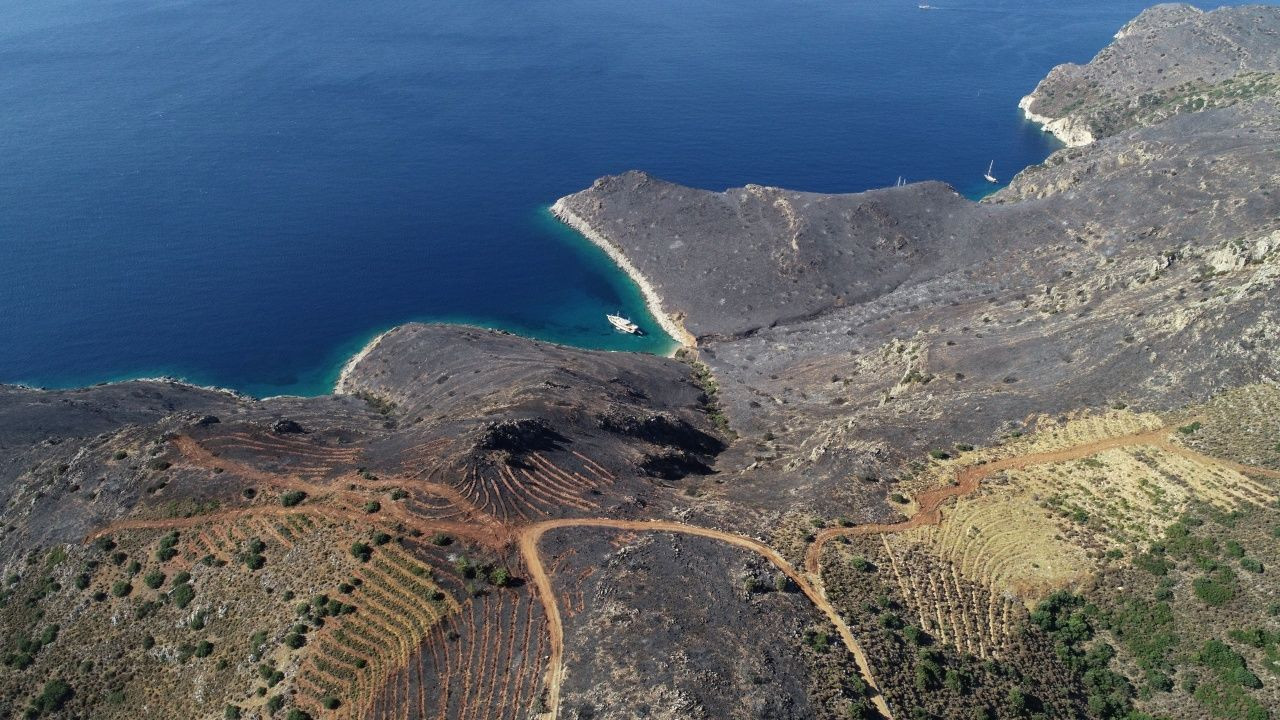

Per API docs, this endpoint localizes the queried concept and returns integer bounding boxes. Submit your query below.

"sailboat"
[983,160,998,184]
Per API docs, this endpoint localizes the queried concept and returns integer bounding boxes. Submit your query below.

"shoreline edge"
[550,198,697,351]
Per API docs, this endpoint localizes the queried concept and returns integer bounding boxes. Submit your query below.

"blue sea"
[0,0,1243,397]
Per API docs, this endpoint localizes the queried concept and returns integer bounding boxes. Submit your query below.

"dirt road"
[518,517,892,720]
[804,423,1280,577]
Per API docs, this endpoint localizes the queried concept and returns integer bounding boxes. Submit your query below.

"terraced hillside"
[811,393,1280,719]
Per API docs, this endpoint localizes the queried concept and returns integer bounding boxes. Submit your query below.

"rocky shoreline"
[1017,93,1095,147]
[333,327,394,394]
[550,197,696,349]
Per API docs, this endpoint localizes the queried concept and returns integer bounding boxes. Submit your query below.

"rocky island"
[2,5,1280,720]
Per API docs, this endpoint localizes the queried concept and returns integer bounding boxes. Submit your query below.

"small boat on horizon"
[983,159,998,184]
[606,313,642,335]
[918,4,935,9]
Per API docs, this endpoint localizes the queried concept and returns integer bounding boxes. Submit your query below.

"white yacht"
[984,160,998,183]
[606,313,641,334]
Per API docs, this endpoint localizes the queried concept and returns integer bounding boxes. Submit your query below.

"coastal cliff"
[1018,3,1280,145]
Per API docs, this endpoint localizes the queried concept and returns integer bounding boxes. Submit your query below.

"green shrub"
[803,629,830,652]
[1134,552,1172,576]
[194,641,213,658]
[1177,421,1202,434]
[1004,687,1027,714]
[1197,639,1249,677]
[363,501,381,514]
[143,570,165,589]
[110,580,132,597]
[1192,577,1234,606]
[280,490,307,507]
[30,679,73,715]
[350,542,372,562]
[134,601,160,620]
[170,583,195,609]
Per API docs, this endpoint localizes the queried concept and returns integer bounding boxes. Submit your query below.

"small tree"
[350,542,372,562]
[30,679,73,715]
[280,490,307,507]
[489,567,511,587]
[171,583,196,609]
[1005,687,1027,716]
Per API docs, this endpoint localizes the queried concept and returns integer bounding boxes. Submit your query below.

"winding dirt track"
[803,423,1280,578]
[806,425,1173,577]
[518,518,892,720]
[88,428,1280,720]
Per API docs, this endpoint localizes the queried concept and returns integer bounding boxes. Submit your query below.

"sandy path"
[518,517,892,720]
[805,423,1280,576]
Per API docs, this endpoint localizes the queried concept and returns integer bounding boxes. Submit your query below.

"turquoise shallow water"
[0,0,1250,397]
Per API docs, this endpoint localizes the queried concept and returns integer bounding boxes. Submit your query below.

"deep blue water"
[0,0,1245,397]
